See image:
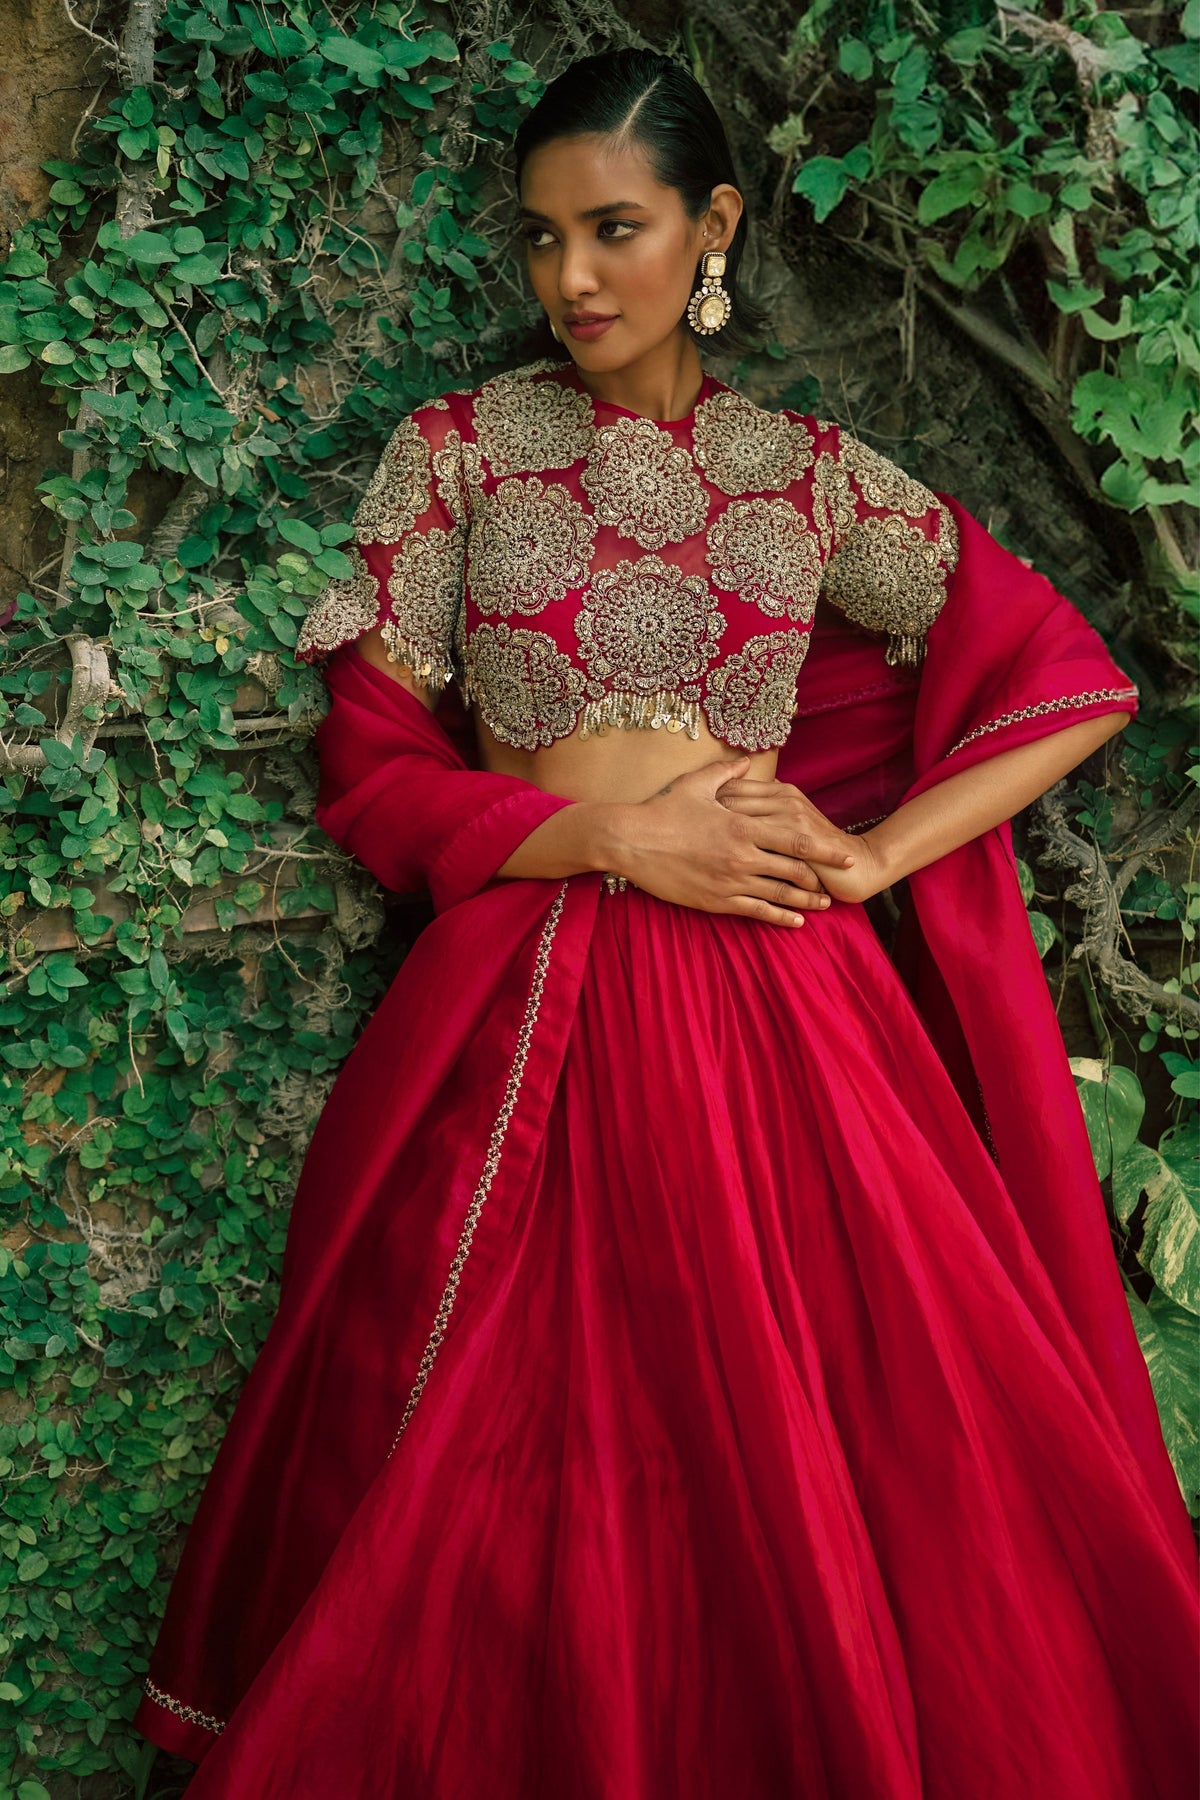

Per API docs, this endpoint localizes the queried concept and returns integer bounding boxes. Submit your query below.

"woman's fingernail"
[820,895,831,906]
[843,855,855,866]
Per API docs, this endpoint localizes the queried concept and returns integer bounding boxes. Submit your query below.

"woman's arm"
[722,709,1131,905]
[860,709,1129,893]
[357,628,855,926]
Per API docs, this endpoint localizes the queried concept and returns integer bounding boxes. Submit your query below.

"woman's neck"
[564,335,707,423]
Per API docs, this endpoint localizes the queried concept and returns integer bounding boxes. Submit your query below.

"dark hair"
[512,48,769,357]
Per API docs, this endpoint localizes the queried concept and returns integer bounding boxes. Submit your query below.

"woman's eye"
[521,221,638,248]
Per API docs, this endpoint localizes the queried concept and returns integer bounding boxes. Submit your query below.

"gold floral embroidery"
[470,478,596,616]
[143,1676,226,1736]
[431,428,484,527]
[945,686,1138,758]
[472,366,593,478]
[383,526,464,690]
[692,392,814,496]
[576,557,725,713]
[810,448,857,555]
[578,686,704,740]
[463,622,587,749]
[840,436,939,518]
[821,514,949,666]
[706,498,823,622]
[387,883,568,1461]
[351,416,433,547]
[580,414,708,549]
[939,502,960,570]
[704,630,809,750]
[296,547,379,662]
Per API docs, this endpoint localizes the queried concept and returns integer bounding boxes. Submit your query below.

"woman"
[133,49,1198,1799]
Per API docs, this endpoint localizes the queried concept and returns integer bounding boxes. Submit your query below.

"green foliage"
[0,0,548,1788]
[772,0,1199,630]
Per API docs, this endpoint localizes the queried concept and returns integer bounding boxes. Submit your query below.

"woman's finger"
[739,875,834,911]
[746,850,828,894]
[721,895,809,928]
[752,820,856,868]
[718,778,798,803]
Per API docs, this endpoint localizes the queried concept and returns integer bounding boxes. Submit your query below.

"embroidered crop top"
[295,358,960,753]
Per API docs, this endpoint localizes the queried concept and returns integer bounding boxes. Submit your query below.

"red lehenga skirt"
[135,874,1199,1799]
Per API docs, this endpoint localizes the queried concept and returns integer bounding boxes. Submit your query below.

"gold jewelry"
[602,872,630,895]
[548,317,561,342]
[687,250,731,336]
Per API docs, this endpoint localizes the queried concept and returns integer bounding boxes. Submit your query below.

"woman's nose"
[557,240,601,301]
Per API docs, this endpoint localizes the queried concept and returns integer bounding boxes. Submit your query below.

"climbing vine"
[0,2,561,1792]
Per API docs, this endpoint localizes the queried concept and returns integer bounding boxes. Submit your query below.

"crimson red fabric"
[131,497,1199,1795]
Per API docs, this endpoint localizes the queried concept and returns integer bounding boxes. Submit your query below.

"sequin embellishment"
[945,686,1139,758]
[295,547,379,662]
[706,498,823,622]
[387,883,567,1460]
[351,416,433,546]
[576,557,725,739]
[383,526,464,690]
[143,1677,227,1737]
[821,515,950,666]
[704,631,809,750]
[840,436,939,518]
[692,392,815,496]
[472,364,593,478]
[580,414,709,549]
[470,478,596,616]
[463,622,587,749]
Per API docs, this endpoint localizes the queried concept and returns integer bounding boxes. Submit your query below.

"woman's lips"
[565,316,616,341]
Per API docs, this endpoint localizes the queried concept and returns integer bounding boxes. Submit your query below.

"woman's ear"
[702,182,744,253]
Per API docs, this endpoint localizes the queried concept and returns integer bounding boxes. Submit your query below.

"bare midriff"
[475,711,779,805]
[352,632,779,806]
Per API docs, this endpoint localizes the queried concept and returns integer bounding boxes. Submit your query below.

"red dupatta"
[312,495,1191,1562]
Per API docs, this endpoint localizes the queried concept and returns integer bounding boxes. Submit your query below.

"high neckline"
[555,358,718,426]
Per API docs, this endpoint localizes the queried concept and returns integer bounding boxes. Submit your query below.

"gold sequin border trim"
[142,1675,226,1736]
[945,685,1138,759]
[386,881,568,1460]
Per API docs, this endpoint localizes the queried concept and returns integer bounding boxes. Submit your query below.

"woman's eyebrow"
[519,201,649,223]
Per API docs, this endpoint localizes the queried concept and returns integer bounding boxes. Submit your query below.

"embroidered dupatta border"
[142,1675,226,1736]
[386,880,568,1458]
[139,881,570,1740]
[944,684,1139,760]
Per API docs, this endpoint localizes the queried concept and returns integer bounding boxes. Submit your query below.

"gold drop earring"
[548,317,561,342]
[687,248,731,336]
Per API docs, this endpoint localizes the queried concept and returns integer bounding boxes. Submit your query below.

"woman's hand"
[716,772,887,906]
[618,755,861,926]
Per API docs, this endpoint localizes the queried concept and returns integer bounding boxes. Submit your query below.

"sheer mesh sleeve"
[296,397,473,693]
[806,419,960,668]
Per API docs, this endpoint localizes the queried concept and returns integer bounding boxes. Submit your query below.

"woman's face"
[518,133,742,372]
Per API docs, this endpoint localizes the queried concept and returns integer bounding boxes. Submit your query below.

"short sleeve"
[808,421,960,668]
[295,397,474,692]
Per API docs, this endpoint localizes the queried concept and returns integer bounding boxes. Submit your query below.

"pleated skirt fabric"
[182,883,1199,1799]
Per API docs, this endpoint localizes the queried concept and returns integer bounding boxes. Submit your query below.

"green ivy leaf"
[917,164,986,223]
[121,231,179,265]
[791,156,852,222]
